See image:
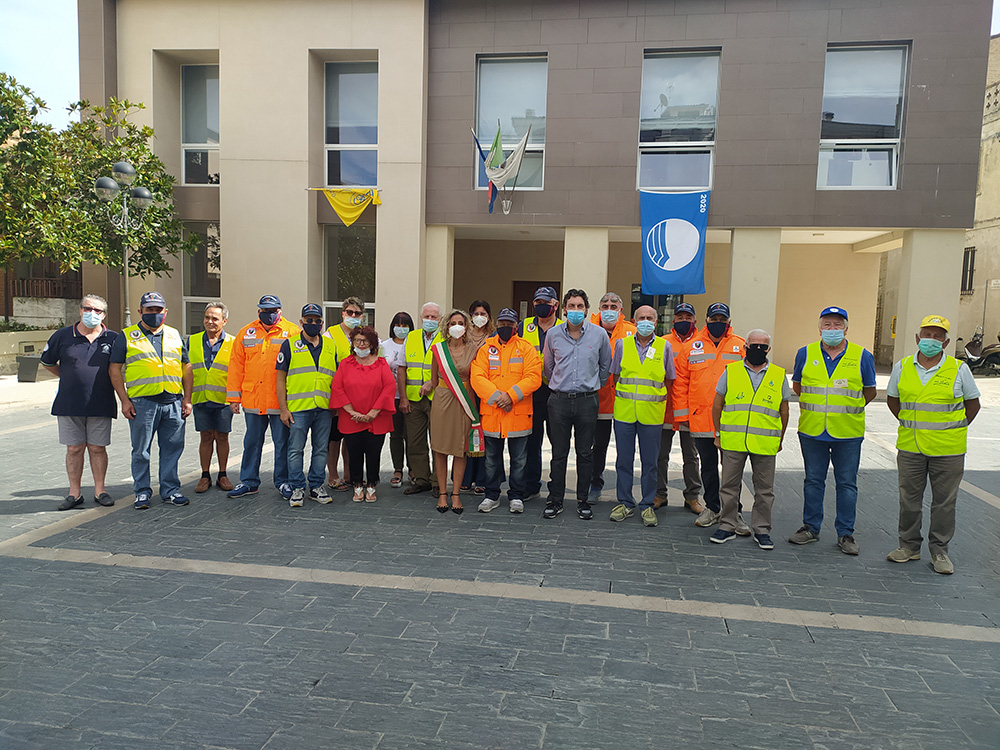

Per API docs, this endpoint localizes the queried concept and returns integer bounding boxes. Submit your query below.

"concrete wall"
[0,330,59,376]
[10,299,78,330]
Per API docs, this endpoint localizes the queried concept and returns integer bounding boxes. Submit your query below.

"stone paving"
[1,375,999,748]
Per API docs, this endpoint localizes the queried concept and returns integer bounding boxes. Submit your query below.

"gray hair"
[599,292,623,307]
[205,302,229,320]
[745,328,771,345]
[421,301,441,317]
[81,294,108,311]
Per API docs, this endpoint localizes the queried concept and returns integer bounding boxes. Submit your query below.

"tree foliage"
[0,73,197,277]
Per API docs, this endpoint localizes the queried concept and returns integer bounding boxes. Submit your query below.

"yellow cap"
[919,314,950,333]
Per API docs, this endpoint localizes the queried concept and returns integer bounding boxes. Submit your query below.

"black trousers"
[344,430,386,486]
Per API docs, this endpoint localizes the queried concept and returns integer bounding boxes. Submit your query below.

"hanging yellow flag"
[322,188,381,227]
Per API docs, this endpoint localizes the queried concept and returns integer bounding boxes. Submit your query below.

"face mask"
[636,320,656,337]
[259,310,279,327]
[497,325,514,343]
[533,303,554,320]
[472,314,488,328]
[141,312,165,329]
[448,325,466,339]
[393,325,410,339]
[422,318,438,333]
[706,321,728,339]
[344,316,362,329]
[82,311,103,328]
[600,309,619,325]
[917,338,944,357]
[302,322,323,338]
[672,320,694,337]
[745,344,769,366]
[354,348,371,358]
[821,329,846,346]
[566,310,586,326]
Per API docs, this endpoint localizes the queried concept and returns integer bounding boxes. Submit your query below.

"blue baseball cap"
[139,291,166,308]
[674,302,696,316]
[257,294,282,309]
[706,302,730,319]
[533,286,558,302]
[301,303,323,318]
[820,305,848,321]
[496,307,518,323]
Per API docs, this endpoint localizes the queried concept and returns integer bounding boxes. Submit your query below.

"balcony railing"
[12,277,83,300]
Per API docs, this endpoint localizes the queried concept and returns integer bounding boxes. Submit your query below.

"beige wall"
[452,239,564,314]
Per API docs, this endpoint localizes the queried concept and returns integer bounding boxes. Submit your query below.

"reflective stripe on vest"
[797,341,866,439]
[285,338,338,412]
[896,355,967,456]
[123,324,184,398]
[189,331,233,405]
[403,330,442,401]
[719,361,785,455]
[613,337,667,425]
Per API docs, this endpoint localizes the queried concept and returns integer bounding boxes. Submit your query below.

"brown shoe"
[684,498,706,514]
[652,495,669,510]
[216,476,234,492]
[195,476,212,493]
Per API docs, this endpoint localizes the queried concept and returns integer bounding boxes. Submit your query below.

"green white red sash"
[432,341,485,457]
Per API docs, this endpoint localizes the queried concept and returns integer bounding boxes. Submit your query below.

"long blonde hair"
[439,309,472,344]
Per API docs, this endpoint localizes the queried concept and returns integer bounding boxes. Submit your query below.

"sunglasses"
[344,310,363,317]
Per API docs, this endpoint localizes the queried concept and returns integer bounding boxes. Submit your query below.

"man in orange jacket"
[589,292,636,498]
[226,294,301,499]
[674,303,749,532]
[471,308,543,514]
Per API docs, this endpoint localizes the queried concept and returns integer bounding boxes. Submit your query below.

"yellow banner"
[322,188,381,227]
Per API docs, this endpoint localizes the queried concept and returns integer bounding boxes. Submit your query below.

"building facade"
[79,0,991,368]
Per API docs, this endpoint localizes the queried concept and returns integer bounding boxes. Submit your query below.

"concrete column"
[894,229,965,362]
[423,225,454,313]
[728,228,782,339]
[563,227,609,303]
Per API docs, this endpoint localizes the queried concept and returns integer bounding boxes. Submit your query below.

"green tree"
[0,73,197,277]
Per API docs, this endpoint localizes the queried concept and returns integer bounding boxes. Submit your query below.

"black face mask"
[302,322,323,338]
[141,312,165,329]
[533,303,554,320]
[745,344,768,366]
[706,321,728,339]
[672,320,694,337]
[259,310,279,327]
[497,325,515,343]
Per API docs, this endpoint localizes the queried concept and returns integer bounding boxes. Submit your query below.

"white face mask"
[448,325,466,339]
[354,348,371,358]
[472,314,488,328]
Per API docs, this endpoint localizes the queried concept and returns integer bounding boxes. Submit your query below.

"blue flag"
[640,190,710,295]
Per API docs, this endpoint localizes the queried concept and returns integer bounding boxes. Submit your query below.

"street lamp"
[93,161,153,326]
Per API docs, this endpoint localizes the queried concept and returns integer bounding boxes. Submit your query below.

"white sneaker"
[478,498,501,513]
[289,488,305,507]
[734,513,751,536]
[309,485,332,504]
[695,508,720,527]
[509,499,524,513]
[352,486,365,503]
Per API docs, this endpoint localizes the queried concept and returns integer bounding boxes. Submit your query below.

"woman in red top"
[330,326,396,502]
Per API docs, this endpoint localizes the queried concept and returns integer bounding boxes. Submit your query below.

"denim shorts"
[193,402,234,433]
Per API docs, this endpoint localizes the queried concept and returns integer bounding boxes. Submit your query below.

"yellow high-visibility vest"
[522,316,562,385]
[719,361,785,455]
[324,324,353,362]
[798,341,866,439]
[285,337,338,412]
[403,329,443,401]
[189,331,232,405]
[613,337,668,425]
[123,324,184,398]
[895,355,968,456]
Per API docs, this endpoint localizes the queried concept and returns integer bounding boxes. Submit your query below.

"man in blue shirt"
[40,294,120,510]
[789,306,877,555]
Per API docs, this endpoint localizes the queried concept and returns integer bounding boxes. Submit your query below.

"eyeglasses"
[81,306,106,314]
[344,310,363,318]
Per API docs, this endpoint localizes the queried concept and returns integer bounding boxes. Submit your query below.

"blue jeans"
[799,433,862,537]
[241,412,290,489]
[287,408,332,490]
[614,420,662,510]
[525,383,551,496]
[484,435,528,501]
[128,397,185,499]
[547,390,599,504]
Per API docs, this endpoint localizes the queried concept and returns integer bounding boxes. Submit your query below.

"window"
[324,224,376,327]
[182,222,221,335]
[817,45,908,190]
[962,246,976,294]
[638,51,720,191]
[326,62,378,187]
[475,56,547,190]
[630,285,684,335]
[181,65,220,185]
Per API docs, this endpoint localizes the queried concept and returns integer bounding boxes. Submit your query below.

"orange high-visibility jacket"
[470,333,543,439]
[663,329,695,429]
[226,316,301,414]
[590,312,637,418]
[673,327,746,438]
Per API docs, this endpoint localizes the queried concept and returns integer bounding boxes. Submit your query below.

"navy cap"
[706,302,731,319]
[139,291,166,308]
[533,286,558,302]
[301,303,323,318]
[257,294,282,309]
[674,302,696,316]
[496,307,518,323]
[820,305,848,321]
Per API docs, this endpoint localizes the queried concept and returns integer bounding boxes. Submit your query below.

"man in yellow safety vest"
[397,301,443,494]
[186,302,234,493]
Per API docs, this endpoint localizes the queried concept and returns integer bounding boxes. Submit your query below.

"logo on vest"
[276,352,285,364]
[294,340,305,351]
[526,324,536,333]
[733,345,739,352]
[130,329,141,339]
[488,346,499,357]
[692,341,704,350]
[246,327,256,338]
[812,360,819,366]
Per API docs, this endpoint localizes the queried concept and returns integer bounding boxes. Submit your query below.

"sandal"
[474,486,486,495]
[459,485,472,493]
[365,485,377,503]
[328,479,350,492]
[450,491,464,515]
[352,485,365,503]
[436,493,449,513]
[390,471,403,488]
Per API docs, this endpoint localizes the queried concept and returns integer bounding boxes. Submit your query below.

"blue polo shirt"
[110,325,189,404]
[40,324,119,418]
[792,342,877,442]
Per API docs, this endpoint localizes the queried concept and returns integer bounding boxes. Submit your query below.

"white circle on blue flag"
[645,218,700,271]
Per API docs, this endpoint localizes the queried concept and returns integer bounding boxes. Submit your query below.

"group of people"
[42,287,979,574]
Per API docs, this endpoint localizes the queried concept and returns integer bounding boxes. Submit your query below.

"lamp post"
[94,161,153,326]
